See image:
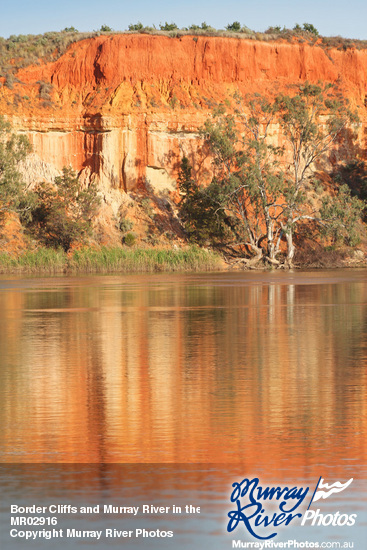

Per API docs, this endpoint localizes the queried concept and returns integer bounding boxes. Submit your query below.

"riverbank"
[0,246,224,274]
[0,244,366,275]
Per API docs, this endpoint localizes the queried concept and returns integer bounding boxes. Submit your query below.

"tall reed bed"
[0,246,222,274]
[0,248,66,273]
[68,246,222,272]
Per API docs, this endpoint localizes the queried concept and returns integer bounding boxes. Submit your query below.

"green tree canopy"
[302,23,319,36]
[62,26,79,33]
[179,86,362,266]
[226,21,241,32]
[159,22,178,31]
[0,116,32,219]
[29,167,100,251]
[128,22,144,32]
[273,83,358,263]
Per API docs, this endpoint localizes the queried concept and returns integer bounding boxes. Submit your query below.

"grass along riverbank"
[0,246,223,274]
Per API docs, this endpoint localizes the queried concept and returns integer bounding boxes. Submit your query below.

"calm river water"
[0,270,366,548]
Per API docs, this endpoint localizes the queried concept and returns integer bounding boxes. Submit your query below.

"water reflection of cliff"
[0,274,366,478]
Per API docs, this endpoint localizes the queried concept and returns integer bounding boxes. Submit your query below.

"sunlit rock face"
[1,34,367,199]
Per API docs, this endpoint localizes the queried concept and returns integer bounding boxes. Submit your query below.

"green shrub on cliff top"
[226,21,241,32]
[128,22,144,32]
[159,22,178,31]
[62,27,79,33]
[302,23,319,36]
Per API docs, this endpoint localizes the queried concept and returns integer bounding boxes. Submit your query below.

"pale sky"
[0,0,365,40]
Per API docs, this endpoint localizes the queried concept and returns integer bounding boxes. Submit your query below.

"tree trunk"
[285,230,295,268]
[263,211,279,264]
[267,227,275,260]
[247,244,263,264]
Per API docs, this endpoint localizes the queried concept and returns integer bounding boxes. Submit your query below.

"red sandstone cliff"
[1,34,366,200]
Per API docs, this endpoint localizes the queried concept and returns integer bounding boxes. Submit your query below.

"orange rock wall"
[1,34,367,192]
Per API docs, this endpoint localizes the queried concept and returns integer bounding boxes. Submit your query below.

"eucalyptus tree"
[203,97,285,263]
[274,83,358,264]
[180,84,362,266]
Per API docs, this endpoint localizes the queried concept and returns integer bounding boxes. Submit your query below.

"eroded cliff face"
[1,34,367,206]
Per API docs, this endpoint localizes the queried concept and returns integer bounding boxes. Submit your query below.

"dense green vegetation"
[0,247,66,272]
[28,167,100,251]
[0,116,101,252]
[0,246,222,273]
[179,86,366,267]
[332,161,367,217]
[0,116,32,219]
[0,115,101,256]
